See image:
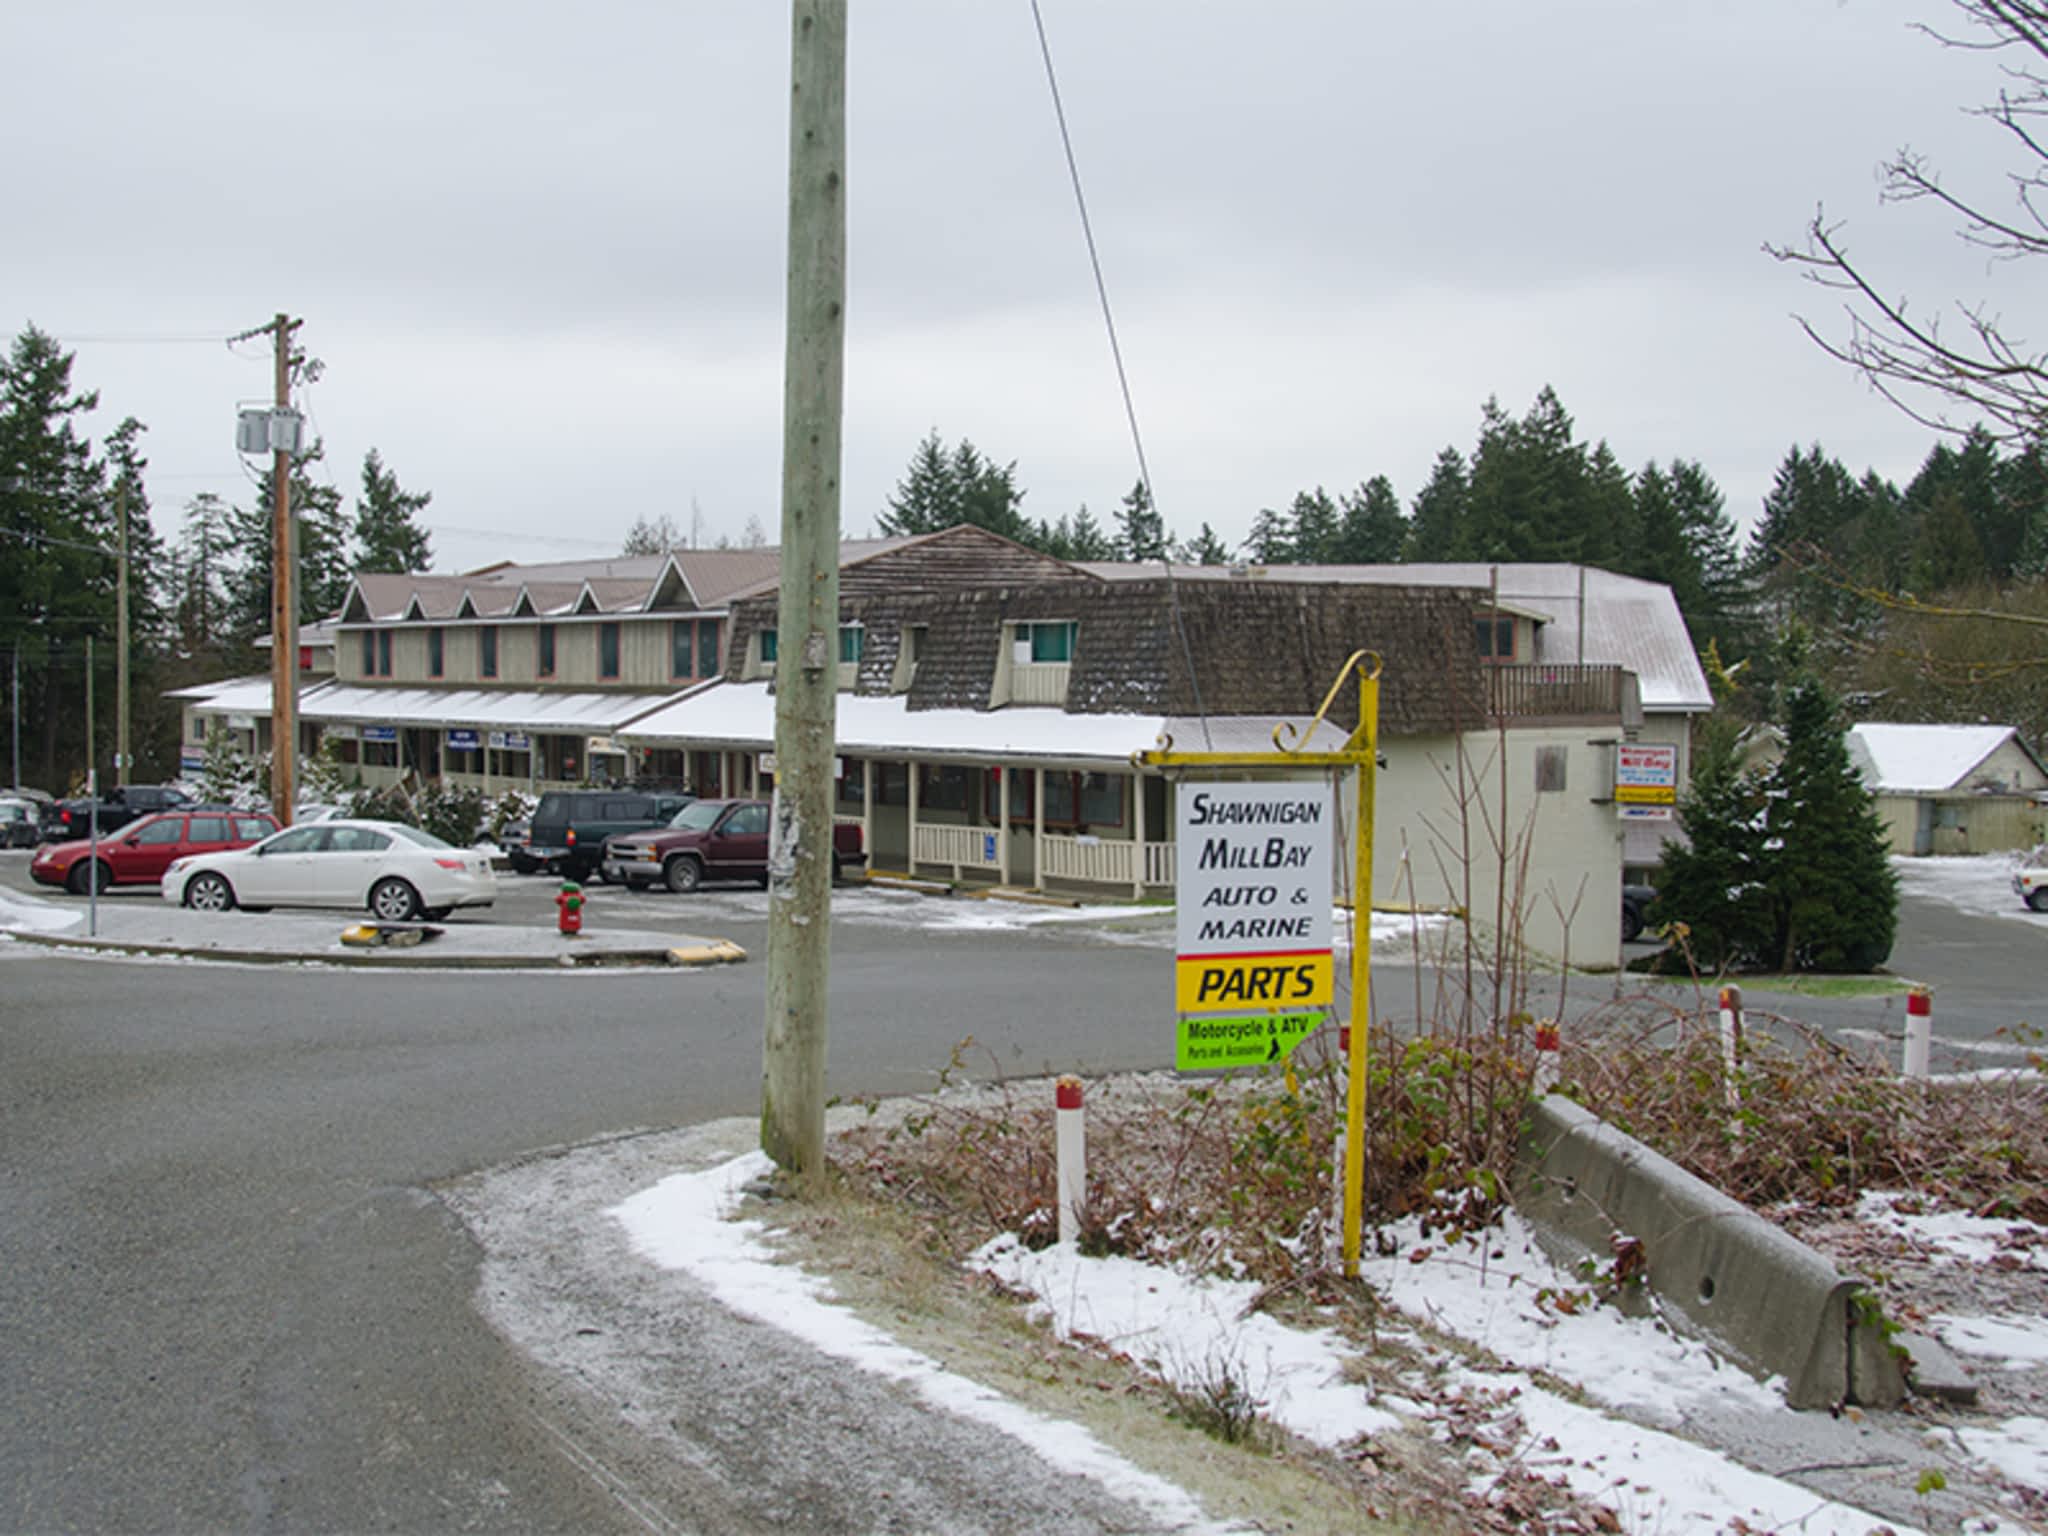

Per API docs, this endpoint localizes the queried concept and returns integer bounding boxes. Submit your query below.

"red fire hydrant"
[555,880,585,936]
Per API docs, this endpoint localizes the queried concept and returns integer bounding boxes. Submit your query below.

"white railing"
[1008,663,1071,706]
[1143,840,1176,886]
[916,823,999,871]
[1042,834,1135,885]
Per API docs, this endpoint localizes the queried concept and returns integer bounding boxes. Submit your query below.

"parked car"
[526,789,694,883]
[0,797,44,848]
[497,818,537,874]
[48,783,198,840]
[601,798,866,893]
[2012,850,2048,912]
[1622,882,1657,943]
[162,818,497,921]
[31,809,280,894]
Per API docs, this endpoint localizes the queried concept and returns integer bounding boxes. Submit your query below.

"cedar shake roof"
[725,576,1490,737]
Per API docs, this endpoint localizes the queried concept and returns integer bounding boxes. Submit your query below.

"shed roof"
[1847,722,2047,794]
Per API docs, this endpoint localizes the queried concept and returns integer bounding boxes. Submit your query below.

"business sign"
[325,723,358,740]
[1173,781,1334,1068]
[488,730,530,751]
[361,724,397,744]
[446,728,481,752]
[1616,742,1679,821]
[179,750,205,774]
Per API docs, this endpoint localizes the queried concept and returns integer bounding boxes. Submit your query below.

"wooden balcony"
[1483,663,1638,724]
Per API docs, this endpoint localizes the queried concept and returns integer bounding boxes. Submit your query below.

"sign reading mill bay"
[1173,780,1335,1069]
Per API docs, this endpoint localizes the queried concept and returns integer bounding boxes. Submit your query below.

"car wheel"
[665,855,703,894]
[2028,888,2048,914]
[67,860,113,896]
[420,907,451,922]
[369,877,423,922]
[184,872,236,912]
[508,853,538,875]
[1621,905,1644,943]
[589,864,610,885]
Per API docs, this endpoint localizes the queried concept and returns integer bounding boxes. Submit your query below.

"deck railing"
[1484,663,1631,720]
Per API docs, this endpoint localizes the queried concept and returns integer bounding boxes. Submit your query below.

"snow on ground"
[1891,852,2047,928]
[1935,1314,2048,1366]
[613,1152,2048,1536]
[1855,1189,2048,1273]
[0,887,80,933]
[611,1152,1252,1536]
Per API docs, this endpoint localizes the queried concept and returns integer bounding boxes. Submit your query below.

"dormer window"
[894,624,926,693]
[839,624,864,663]
[760,628,778,664]
[1014,620,1076,664]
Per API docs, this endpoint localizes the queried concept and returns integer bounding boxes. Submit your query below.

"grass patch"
[1640,970,1913,999]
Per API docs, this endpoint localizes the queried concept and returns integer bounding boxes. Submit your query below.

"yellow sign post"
[1139,651,1381,1278]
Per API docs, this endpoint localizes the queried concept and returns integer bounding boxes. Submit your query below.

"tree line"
[1,324,435,790]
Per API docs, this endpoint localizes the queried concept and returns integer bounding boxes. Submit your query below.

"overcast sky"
[7,1,2023,573]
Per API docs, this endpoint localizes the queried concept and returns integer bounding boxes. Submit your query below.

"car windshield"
[669,802,725,831]
[388,823,454,850]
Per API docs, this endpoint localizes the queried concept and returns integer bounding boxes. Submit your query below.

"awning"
[296,684,676,736]
[616,681,1351,768]
[173,676,333,715]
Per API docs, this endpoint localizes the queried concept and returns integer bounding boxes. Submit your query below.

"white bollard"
[1532,1020,1561,1095]
[1718,985,1743,1108]
[1903,988,1932,1080]
[1055,1075,1086,1245]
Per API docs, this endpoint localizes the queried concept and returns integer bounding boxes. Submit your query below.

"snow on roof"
[296,685,673,735]
[164,674,276,704]
[1847,722,2040,794]
[618,681,1352,764]
[1079,561,1711,712]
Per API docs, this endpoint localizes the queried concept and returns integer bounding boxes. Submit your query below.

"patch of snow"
[610,1154,1250,1535]
[1933,1314,2048,1365]
[1856,1191,2048,1272]
[0,889,82,934]
[1892,852,2046,928]
[1955,1415,2048,1489]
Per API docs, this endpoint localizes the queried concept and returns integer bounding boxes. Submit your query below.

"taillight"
[565,829,576,845]
[434,857,465,870]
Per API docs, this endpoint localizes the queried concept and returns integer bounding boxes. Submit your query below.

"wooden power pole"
[268,314,300,825]
[761,0,846,1180]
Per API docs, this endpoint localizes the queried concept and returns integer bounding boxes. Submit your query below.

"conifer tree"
[1334,476,1406,562]
[1113,479,1166,561]
[1649,739,1772,971]
[1242,505,1293,564]
[1404,447,1469,560]
[1285,487,1341,563]
[353,448,434,572]
[1178,522,1231,565]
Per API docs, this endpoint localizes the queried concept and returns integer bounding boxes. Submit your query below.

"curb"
[11,929,738,971]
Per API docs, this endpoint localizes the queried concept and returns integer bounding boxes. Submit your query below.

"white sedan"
[163,818,496,921]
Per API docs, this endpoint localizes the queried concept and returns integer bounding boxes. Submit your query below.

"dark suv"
[525,789,693,882]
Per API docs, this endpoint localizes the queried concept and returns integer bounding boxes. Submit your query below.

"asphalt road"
[3,851,2041,1530]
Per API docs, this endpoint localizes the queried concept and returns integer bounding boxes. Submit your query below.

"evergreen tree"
[1334,476,1406,562]
[621,512,681,556]
[353,448,434,572]
[173,492,237,661]
[1461,388,1590,561]
[1909,488,1988,593]
[1579,442,1637,569]
[1648,740,1773,972]
[1286,487,1341,563]
[1762,678,1897,972]
[1630,464,1692,594]
[1404,447,1469,560]
[949,439,1029,542]
[1177,522,1232,565]
[1242,505,1293,564]
[104,416,168,644]
[1113,479,1166,561]
[1065,505,1116,561]
[878,430,958,535]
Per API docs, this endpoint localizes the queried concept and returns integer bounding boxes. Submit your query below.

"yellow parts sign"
[1174,951,1334,1013]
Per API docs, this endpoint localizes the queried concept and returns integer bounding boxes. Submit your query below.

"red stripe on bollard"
[1055,1076,1083,1111]
[1907,990,1932,1017]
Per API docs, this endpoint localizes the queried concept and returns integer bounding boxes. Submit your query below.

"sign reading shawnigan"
[1173,781,1334,1069]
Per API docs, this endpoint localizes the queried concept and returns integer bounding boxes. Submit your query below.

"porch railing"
[1484,663,1632,720]
[915,823,1000,873]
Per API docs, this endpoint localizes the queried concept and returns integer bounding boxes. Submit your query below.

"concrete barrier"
[1514,1094,1905,1410]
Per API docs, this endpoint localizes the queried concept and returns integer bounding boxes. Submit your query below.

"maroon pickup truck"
[599,797,866,893]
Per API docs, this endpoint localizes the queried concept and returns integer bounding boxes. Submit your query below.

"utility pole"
[115,478,129,785]
[761,0,846,1182]
[268,313,301,825]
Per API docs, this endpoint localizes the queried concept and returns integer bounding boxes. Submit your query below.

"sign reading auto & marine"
[1174,780,1334,1069]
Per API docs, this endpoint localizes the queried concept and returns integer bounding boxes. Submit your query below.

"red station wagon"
[31,810,280,895]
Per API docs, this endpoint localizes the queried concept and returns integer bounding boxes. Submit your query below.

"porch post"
[1132,766,1146,899]
[908,759,923,877]
[998,767,1010,886]
[860,755,873,867]
[1033,765,1044,889]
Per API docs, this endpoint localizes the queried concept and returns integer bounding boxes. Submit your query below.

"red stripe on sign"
[1173,948,1330,963]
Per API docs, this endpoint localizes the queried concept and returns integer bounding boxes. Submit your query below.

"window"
[134,818,183,845]
[1014,620,1077,664]
[327,826,392,853]
[188,816,231,843]
[1535,745,1568,793]
[1475,616,1515,661]
[917,764,971,812]
[428,627,444,678]
[376,630,392,677]
[837,760,866,809]
[191,717,207,742]
[265,826,326,855]
[599,622,621,679]
[759,628,779,664]
[727,803,769,836]
[234,816,274,840]
[361,631,376,674]
[671,620,694,680]
[479,627,498,679]
[538,624,556,678]
[1079,772,1123,825]
[696,618,720,676]
[839,624,864,664]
